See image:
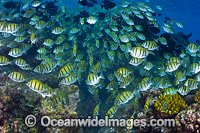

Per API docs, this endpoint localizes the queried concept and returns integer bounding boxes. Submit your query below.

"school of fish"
[0,0,198,121]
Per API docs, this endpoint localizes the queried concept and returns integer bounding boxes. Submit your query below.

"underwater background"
[0,0,200,133]
[63,0,200,43]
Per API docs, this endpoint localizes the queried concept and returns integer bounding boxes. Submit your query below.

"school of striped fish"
[0,0,199,121]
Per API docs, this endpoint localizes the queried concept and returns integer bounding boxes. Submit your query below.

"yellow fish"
[30,32,36,44]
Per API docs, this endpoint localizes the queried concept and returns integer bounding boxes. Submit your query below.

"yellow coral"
[154,94,186,114]
[194,90,200,103]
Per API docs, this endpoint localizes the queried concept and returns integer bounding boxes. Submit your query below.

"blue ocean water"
[147,0,200,44]
[62,0,200,43]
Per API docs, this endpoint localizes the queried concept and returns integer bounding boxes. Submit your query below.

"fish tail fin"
[125,46,130,54]
[100,72,104,79]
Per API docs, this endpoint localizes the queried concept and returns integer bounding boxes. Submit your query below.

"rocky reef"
[0,72,81,132]
[101,89,200,133]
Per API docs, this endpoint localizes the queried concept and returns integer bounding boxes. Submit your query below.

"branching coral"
[175,103,200,132]
[154,94,186,114]
[194,90,200,103]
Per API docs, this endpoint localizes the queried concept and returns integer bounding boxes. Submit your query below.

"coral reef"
[0,72,81,132]
[154,94,186,115]
[0,72,8,86]
[195,90,200,103]
[175,103,200,132]
[140,89,161,105]
[41,84,82,132]
[0,74,41,132]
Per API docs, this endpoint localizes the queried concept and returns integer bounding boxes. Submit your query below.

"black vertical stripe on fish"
[33,80,36,89]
